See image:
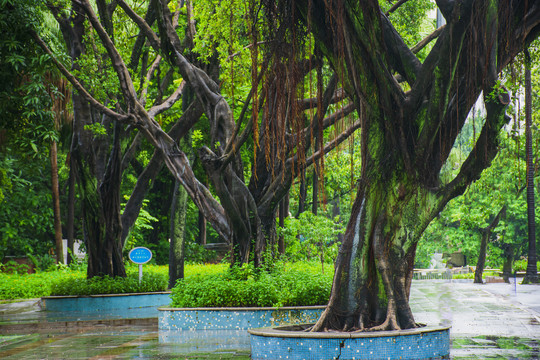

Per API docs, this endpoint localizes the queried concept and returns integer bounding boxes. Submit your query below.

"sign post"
[128,247,153,284]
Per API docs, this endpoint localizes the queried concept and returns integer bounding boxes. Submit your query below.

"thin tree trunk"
[312,168,319,215]
[297,169,307,217]
[169,180,188,288]
[474,206,504,284]
[278,194,289,254]
[50,140,64,264]
[523,48,538,284]
[198,210,207,246]
[474,231,489,284]
[66,153,76,265]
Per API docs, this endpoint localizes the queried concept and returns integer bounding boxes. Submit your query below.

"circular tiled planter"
[248,324,450,360]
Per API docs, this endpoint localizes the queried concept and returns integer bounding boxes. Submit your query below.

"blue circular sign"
[129,247,152,264]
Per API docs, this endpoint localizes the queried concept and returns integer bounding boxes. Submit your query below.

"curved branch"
[117,0,161,53]
[30,30,129,123]
[385,0,412,17]
[139,55,163,106]
[411,25,446,54]
[440,88,510,206]
[77,0,138,107]
[148,80,185,117]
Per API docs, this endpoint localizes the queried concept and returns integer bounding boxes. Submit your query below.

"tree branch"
[117,0,161,53]
[139,55,163,106]
[384,0,412,17]
[441,87,511,205]
[77,0,138,108]
[30,30,129,123]
[148,80,185,117]
[411,25,446,54]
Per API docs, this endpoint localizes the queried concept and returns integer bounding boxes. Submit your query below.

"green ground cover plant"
[170,261,334,307]
[0,263,228,300]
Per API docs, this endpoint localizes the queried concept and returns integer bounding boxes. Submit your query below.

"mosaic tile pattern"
[158,307,325,331]
[250,328,450,360]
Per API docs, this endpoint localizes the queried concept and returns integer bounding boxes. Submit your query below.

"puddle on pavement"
[1,332,538,359]
[452,335,540,359]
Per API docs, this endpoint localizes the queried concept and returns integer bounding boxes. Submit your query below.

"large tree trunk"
[198,210,207,246]
[312,180,426,331]
[299,0,529,331]
[474,231,489,284]
[83,121,126,278]
[54,2,126,279]
[278,195,289,254]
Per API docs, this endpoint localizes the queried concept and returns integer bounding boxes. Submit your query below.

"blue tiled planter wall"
[249,326,451,360]
[42,292,171,312]
[158,306,325,331]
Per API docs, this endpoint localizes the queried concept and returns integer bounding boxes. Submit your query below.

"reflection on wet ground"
[0,280,538,359]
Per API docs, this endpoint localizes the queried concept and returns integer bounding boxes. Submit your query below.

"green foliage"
[50,273,167,296]
[50,265,168,296]
[121,196,159,253]
[0,260,30,275]
[278,212,344,265]
[170,261,332,307]
[0,154,56,259]
[0,268,79,300]
[0,0,61,157]
[418,110,540,270]
[83,123,108,137]
[185,242,218,264]
[513,259,540,272]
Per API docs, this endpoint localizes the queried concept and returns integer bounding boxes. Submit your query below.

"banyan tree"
[32,0,540,331]
[284,0,540,331]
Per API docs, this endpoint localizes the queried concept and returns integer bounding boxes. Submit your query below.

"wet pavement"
[0,279,538,359]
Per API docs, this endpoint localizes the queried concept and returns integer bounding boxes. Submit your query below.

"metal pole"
[139,264,143,285]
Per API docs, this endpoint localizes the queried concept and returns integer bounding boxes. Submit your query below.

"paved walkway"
[0,279,538,359]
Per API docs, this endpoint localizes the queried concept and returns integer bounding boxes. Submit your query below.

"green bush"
[50,267,168,296]
[0,271,69,300]
[0,264,170,300]
[170,261,332,308]
[513,259,540,272]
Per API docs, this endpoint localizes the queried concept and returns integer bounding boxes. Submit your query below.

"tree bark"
[523,48,538,284]
[198,210,207,246]
[278,195,288,254]
[474,206,505,284]
[66,153,76,265]
[50,140,64,264]
[297,171,307,217]
[169,180,188,288]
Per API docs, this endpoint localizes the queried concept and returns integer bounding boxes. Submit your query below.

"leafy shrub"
[0,264,169,300]
[50,267,168,296]
[278,212,344,265]
[170,261,332,307]
[0,271,67,299]
[0,260,30,274]
[512,259,540,272]
[185,242,217,264]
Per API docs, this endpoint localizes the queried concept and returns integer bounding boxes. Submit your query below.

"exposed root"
[310,308,330,332]
[364,311,401,332]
